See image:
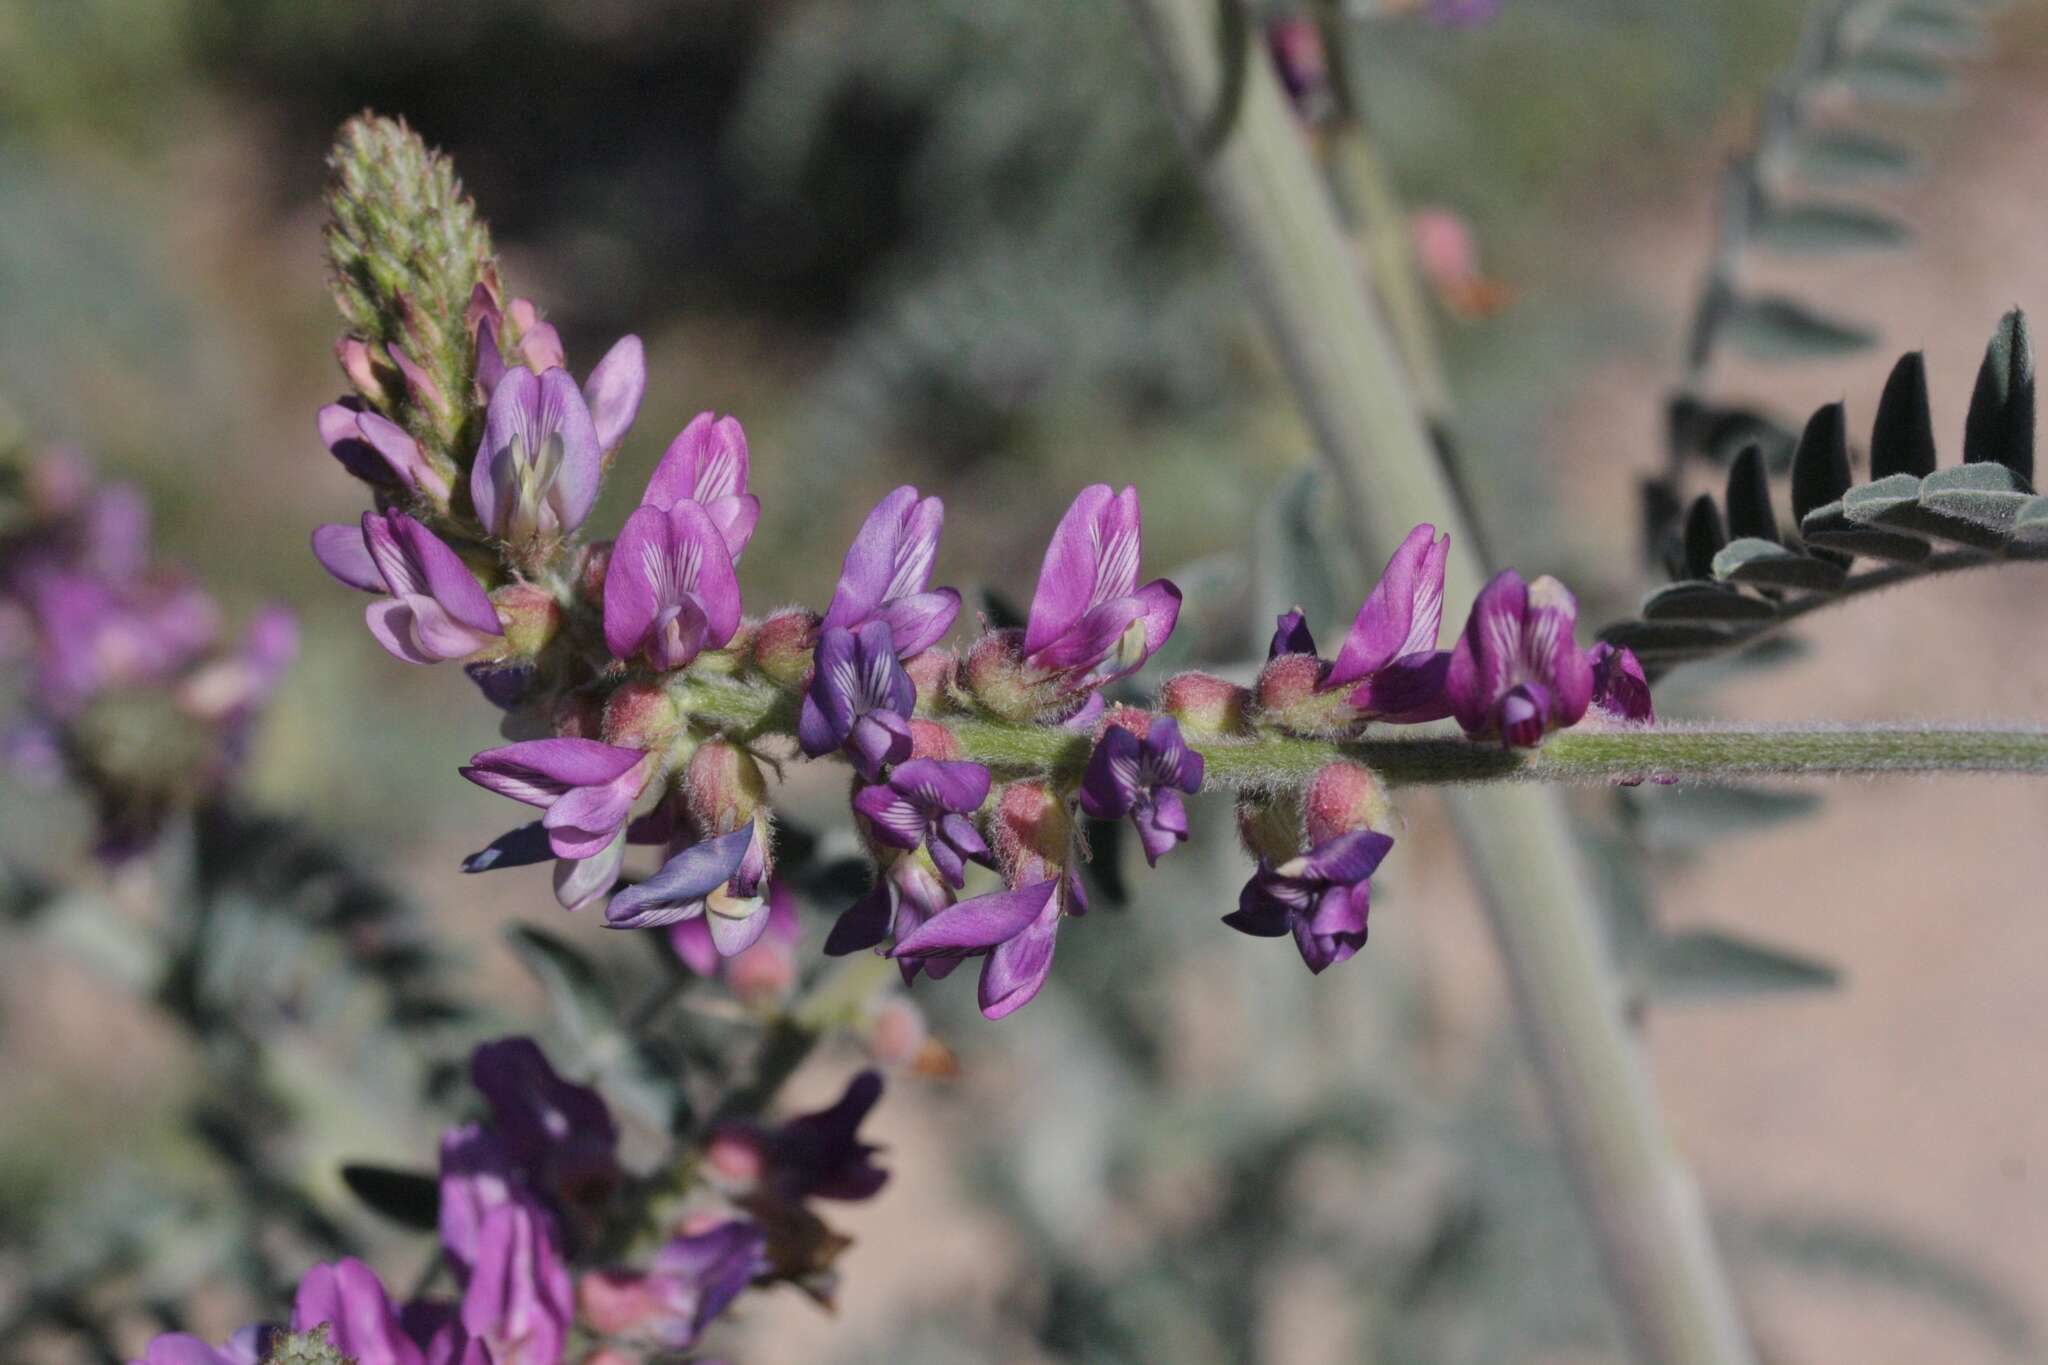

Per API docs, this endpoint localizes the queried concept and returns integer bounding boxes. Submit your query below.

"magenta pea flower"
[638,412,760,560]
[1224,829,1392,974]
[471,287,645,457]
[1078,716,1204,865]
[798,621,916,779]
[825,856,962,984]
[127,1327,277,1365]
[852,759,993,888]
[1319,522,1453,722]
[1022,484,1180,690]
[821,486,960,658]
[318,400,450,503]
[1444,569,1594,748]
[580,1220,768,1352]
[312,511,503,666]
[603,497,743,670]
[471,367,603,545]
[461,738,653,861]
[292,1259,426,1365]
[890,873,1084,1020]
[1587,641,1654,724]
[603,819,773,955]
[470,1037,620,1205]
[460,1199,575,1365]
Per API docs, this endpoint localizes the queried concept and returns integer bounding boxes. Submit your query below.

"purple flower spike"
[1078,717,1204,866]
[583,334,646,455]
[319,401,450,502]
[293,1258,424,1365]
[1269,608,1317,659]
[1444,570,1594,748]
[891,876,1074,1019]
[640,412,760,560]
[798,621,916,779]
[470,1037,619,1202]
[315,512,502,666]
[472,367,602,544]
[1022,484,1181,689]
[603,821,762,939]
[1587,641,1654,724]
[460,737,652,860]
[603,498,743,670]
[1320,523,1454,722]
[821,486,961,658]
[760,1070,890,1202]
[852,758,993,888]
[461,1200,575,1365]
[1224,829,1393,974]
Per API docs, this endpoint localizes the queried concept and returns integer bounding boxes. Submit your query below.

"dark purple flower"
[798,621,915,780]
[312,511,503,666]
[760,1070,890,1202]
[1269,608,1317,658]
[1587,641,1654,724]
[460,1199,575,1365]
[1078,717,1204,865]
[603,820,771,955]
[127,1327,276,1365]
[1319,522,1453,722]
[470,1037,619,1204]
[582,1221,768,1351]
[471,367,602,544]
[1021,484,1181,691]
[1223,829,1393,974]
[820,486,960,658]
[890,875,1082,1020]
[292,1259,425,1365]
[825,857,963,985]
[602,497,743,670]
[638,412,759,560]
[1444,570,1594,748]
[318,399,449,503]
[461,738,653,861]
[852,758,992,888]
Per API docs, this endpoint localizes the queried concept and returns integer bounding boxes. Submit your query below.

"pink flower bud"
[684,739,767,835]
[574,540,613,604]
[490,582,562,659]
[1237,792,1304,865]
[702,1127,766,1186]
[335,336,393,407]
[1304,762,1393,845]
[963,628,1053,721]
[1160,670,1252,738]
[907,718,962,762]
[903,645,957,710]
[992,781,1074,885]
[750,607,819,689]
[865,995,930,1069]
[603,679,679,751]
[1255,652,1357,736]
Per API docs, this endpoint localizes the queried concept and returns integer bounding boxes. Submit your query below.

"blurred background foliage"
[4,0,2045,1361]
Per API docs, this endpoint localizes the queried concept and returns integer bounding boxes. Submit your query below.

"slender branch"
[1117,5,1758,1365]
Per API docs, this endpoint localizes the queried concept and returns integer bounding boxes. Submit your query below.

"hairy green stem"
[1117,5,1757,1364]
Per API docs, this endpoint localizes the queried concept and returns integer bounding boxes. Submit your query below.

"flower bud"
[1255,652,1355,736]
[490,581,562,659]
[907,718,962,762]
[574,539,613,604]
[603,678,679,751]
[702,1127,766,1186]
[726,932,798,1006]
[1304,762,1394,846]
[963,628,1053,722]
[904,646,956,712]
[335,336,395,409]
[1160,670,1252,738]
[684,739,768,836]
[1237,791,1304,865]
[750,607,819,690]
[551,691,605,740]
[992,780,1074,885]
[1096,703,1152,740]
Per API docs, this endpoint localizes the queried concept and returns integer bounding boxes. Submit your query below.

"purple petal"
[892,878,1058,958]
[392,516,501,636]
[1347,649,1452,723]
[823,486,918,633]
[824,879,896,956]
[1134,790,1188,865]
[1023,484,1120,656]
[848,710,912,780]
[877,588,960,658]
[312,523,383,592]
[460,1201,573,1365]
[583,334,646,453]
[1588,642,1654,723]
[669,916,721,976]
[1499,681,1550,749]
[554,832,627,911]
[542,758,648,858]
[365,595,489,665]
[604,825,758,929]
[977,891,1063,1019]
[1527,575,1594,727]
[1269,608,1318,659]
[800,626,860,755]
[1298,828,1394,885]
[464,737,647,801]
[293,1259,423,1365]
[604,504,670,662]
[1445,570,1527,736]
[893,757,991,813]
[703,493,761,562]
[1028,593,1144,672]
[1324,524,1449,690]
[534,367,602,534]
[357,410,446,500]
[707,900,772,957]
[852,783,926,849]
[439,1122,516,1273]
[318,401,388,485]
[1078,725,1141,820]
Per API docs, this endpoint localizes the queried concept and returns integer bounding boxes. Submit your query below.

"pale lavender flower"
[312,511,502,666]
[318,399,450,502]
[798,621,915,779]
[1444,569,1594,748]
[851,758,992,888]
[1224,829,1393,974]
[461,738,653,860]
[638,413,759,560]
[602,498,742,670]
[471,367,603,544]
[820,486,959,658]
[1078,717,1203,865]
[603,819,771,955]
[1021,484,1180,690]
[1587,641,1654,724]
[1319,522,1453,722]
